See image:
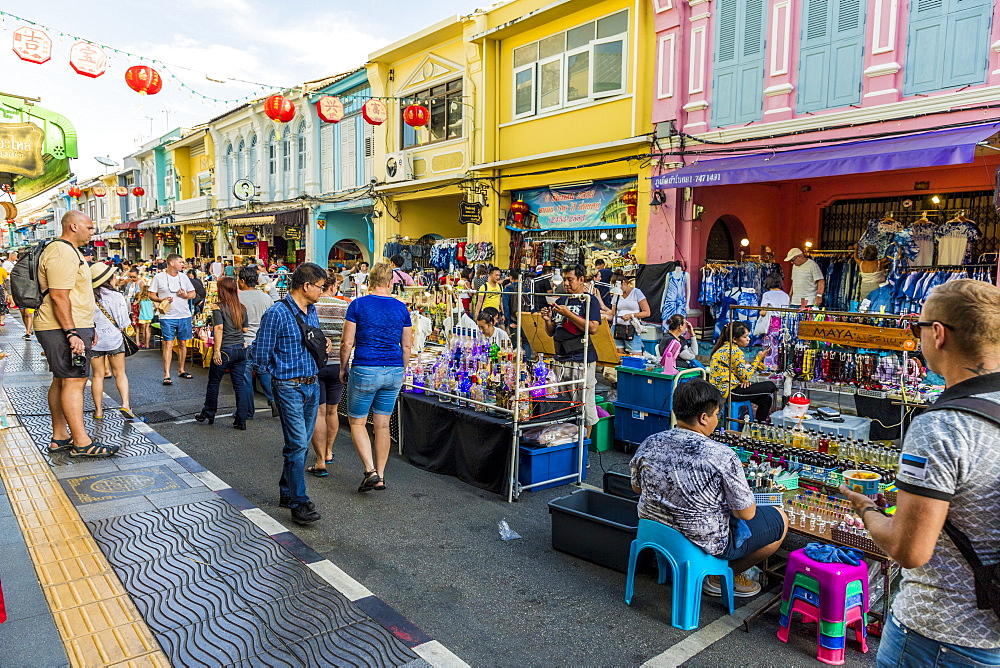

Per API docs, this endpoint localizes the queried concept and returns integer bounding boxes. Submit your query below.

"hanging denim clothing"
[661,271,689,323]
[863,284,893,314]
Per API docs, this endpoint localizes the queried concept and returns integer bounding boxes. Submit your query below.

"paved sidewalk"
[0,320,463,667]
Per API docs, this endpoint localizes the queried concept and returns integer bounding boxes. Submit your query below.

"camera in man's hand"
[70,352,87,368]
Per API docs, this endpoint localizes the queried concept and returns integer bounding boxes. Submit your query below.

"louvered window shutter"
[904,0,991,95]
[711,0,768,127]
[340,119,357,191]
[797,0,865,112]
[320,123,334,193]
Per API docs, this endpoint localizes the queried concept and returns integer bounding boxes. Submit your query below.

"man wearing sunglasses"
[840,279,1000,666]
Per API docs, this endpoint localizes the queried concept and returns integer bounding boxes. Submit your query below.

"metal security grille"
[820,190,1000,259]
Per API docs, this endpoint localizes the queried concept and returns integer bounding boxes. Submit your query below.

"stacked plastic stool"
[776,548,869,665]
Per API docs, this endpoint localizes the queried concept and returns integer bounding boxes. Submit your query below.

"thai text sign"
[0,123,45,178]
[509,178,637,231]
[798,321,919,352]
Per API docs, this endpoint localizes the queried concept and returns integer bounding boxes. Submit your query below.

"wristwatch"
[860,506,888,526]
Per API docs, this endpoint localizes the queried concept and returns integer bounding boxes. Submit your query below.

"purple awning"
[652,123,1000,189]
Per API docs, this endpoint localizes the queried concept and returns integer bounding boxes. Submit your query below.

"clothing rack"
[901,263,995,270]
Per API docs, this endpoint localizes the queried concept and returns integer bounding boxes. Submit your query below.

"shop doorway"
[706,215,744,261]
[327,238,365,271]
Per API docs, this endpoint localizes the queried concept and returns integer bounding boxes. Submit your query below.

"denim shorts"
[159,317,193,342]
[346,366,404,418]
[719,505,786,561]
[878,614,1000,667]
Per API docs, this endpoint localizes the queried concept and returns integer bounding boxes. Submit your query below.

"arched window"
[248,135,258,186]
[281,132,292,198]
[225,143,234,207]
[297,121,307,195]
[267,130,277,199]
[236,138,246,183]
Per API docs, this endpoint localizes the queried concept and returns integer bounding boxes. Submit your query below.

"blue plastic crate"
[519,439,590,492]
[616,367,675,412]
[613,406,673,446]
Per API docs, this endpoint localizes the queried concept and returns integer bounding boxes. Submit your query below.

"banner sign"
[797,321,919,352]
[193,232,211,243]
[0,123,45,178]
[508,178,638,232]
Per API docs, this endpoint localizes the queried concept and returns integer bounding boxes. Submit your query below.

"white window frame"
[590,35,627,99]
[513,64,536,119]
[510,11,628,120]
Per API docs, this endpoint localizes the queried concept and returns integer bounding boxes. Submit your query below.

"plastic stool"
[777,597,868,665]
[625,519,735,630]
[728,400,755,427]
[782,548,869,623]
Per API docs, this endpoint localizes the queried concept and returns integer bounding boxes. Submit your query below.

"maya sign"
[0,123,45,178]
[797,321,919,352]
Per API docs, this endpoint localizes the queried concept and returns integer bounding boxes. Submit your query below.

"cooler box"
[519,439,590,492]
[770,409,872,441]
[548,489,639,572]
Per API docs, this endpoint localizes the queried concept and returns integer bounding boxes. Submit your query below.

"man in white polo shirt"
[785,248,825,308]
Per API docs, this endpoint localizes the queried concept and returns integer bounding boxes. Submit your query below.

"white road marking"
[308,560,373,601]
[412,641,471,668]
[641,593,777,667]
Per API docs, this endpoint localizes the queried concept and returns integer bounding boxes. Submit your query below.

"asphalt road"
[105,343,880,667]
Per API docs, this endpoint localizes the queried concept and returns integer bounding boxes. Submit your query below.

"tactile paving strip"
[0,421,170,666]
[88,498,421,667]
[0,343,54,373]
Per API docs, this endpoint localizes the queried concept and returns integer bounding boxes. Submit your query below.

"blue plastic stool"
[625,519,735,630]
[727,400,755,427]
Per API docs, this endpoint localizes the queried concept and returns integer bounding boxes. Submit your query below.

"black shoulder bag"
[920,397,1000,620]
[612,295,634,341]
[280,300,327,370]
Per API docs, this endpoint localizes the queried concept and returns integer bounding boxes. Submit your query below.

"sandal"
[307,466,329,477]
[358,470,381,493]
[47,437,73,453]
[162,377,172,385]
[373,478,386,491]
[178,372,193,379]
[69,441,120,458]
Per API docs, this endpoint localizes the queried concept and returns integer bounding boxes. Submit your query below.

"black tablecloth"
[853,394,914,441]
[399,393,514,494]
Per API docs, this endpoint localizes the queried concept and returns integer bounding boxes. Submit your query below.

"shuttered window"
[363,122,374,186]
[797,0,866,113]
[904,0,992,95]
[711,0,768,127]
[340,118,357,191]
[320,123,334,193]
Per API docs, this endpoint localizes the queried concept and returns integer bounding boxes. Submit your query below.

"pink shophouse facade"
[648,0,1000,307]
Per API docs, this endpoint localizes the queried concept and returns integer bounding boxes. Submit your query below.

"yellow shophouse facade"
[368,0,653,270]
[165,126,216,259]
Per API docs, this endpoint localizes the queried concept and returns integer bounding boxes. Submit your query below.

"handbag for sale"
[97,302,140,357]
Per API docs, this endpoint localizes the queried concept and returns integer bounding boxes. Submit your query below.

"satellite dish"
[94,156,119,167]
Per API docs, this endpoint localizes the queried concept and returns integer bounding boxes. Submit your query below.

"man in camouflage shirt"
[841,279,1000,665]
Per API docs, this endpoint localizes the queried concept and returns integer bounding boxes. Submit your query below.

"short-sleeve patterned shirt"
[630,428,755,555]
[891,374,1000,649]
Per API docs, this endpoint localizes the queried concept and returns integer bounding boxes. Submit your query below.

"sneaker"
[290,501,320,525]
[702,573,761,598]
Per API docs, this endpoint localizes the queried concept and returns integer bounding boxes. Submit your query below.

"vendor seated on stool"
[630,380,788,597]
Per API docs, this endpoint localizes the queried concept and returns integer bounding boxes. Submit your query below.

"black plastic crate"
[548,489,639,572]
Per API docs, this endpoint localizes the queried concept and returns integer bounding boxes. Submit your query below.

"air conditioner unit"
[385,151,414,183]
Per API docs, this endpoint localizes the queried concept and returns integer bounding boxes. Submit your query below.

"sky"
[2,0,488,194]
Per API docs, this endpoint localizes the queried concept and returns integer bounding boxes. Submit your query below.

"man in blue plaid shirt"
[254,262,329,525]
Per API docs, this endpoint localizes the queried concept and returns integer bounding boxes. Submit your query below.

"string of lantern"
[1,10,469,114]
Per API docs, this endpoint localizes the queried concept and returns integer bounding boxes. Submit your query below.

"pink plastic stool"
[782,549,869,623]
[777,598,868,666]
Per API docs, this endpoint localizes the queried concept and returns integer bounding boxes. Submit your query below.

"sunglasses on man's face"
[909,320,955,337]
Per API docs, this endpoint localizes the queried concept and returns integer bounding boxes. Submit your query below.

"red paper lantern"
[621,189,639,220]
[125,66,163,95]
[362,99,388,126]
[67,186,82,199]
[115,186,129,197]
[69,41,107,78]
[315,96,344,124]
[132,186,145,197]
[510,200,530,224]
[264,94,296,123]
[12,27,52,65]
[93,187,107,197]
[403,104,430,127]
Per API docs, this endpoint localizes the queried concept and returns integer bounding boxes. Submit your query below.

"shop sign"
[509,178,638,232]
[126,239,141,247]
[243,232,258,242]
[797,321,919,352]
[458,201,483,225]
[0,123,45,178]
[284,227,301,240]
[193,231,212,243]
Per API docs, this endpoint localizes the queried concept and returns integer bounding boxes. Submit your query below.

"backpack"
[10,239,81,310]
[920,396,1000,621]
